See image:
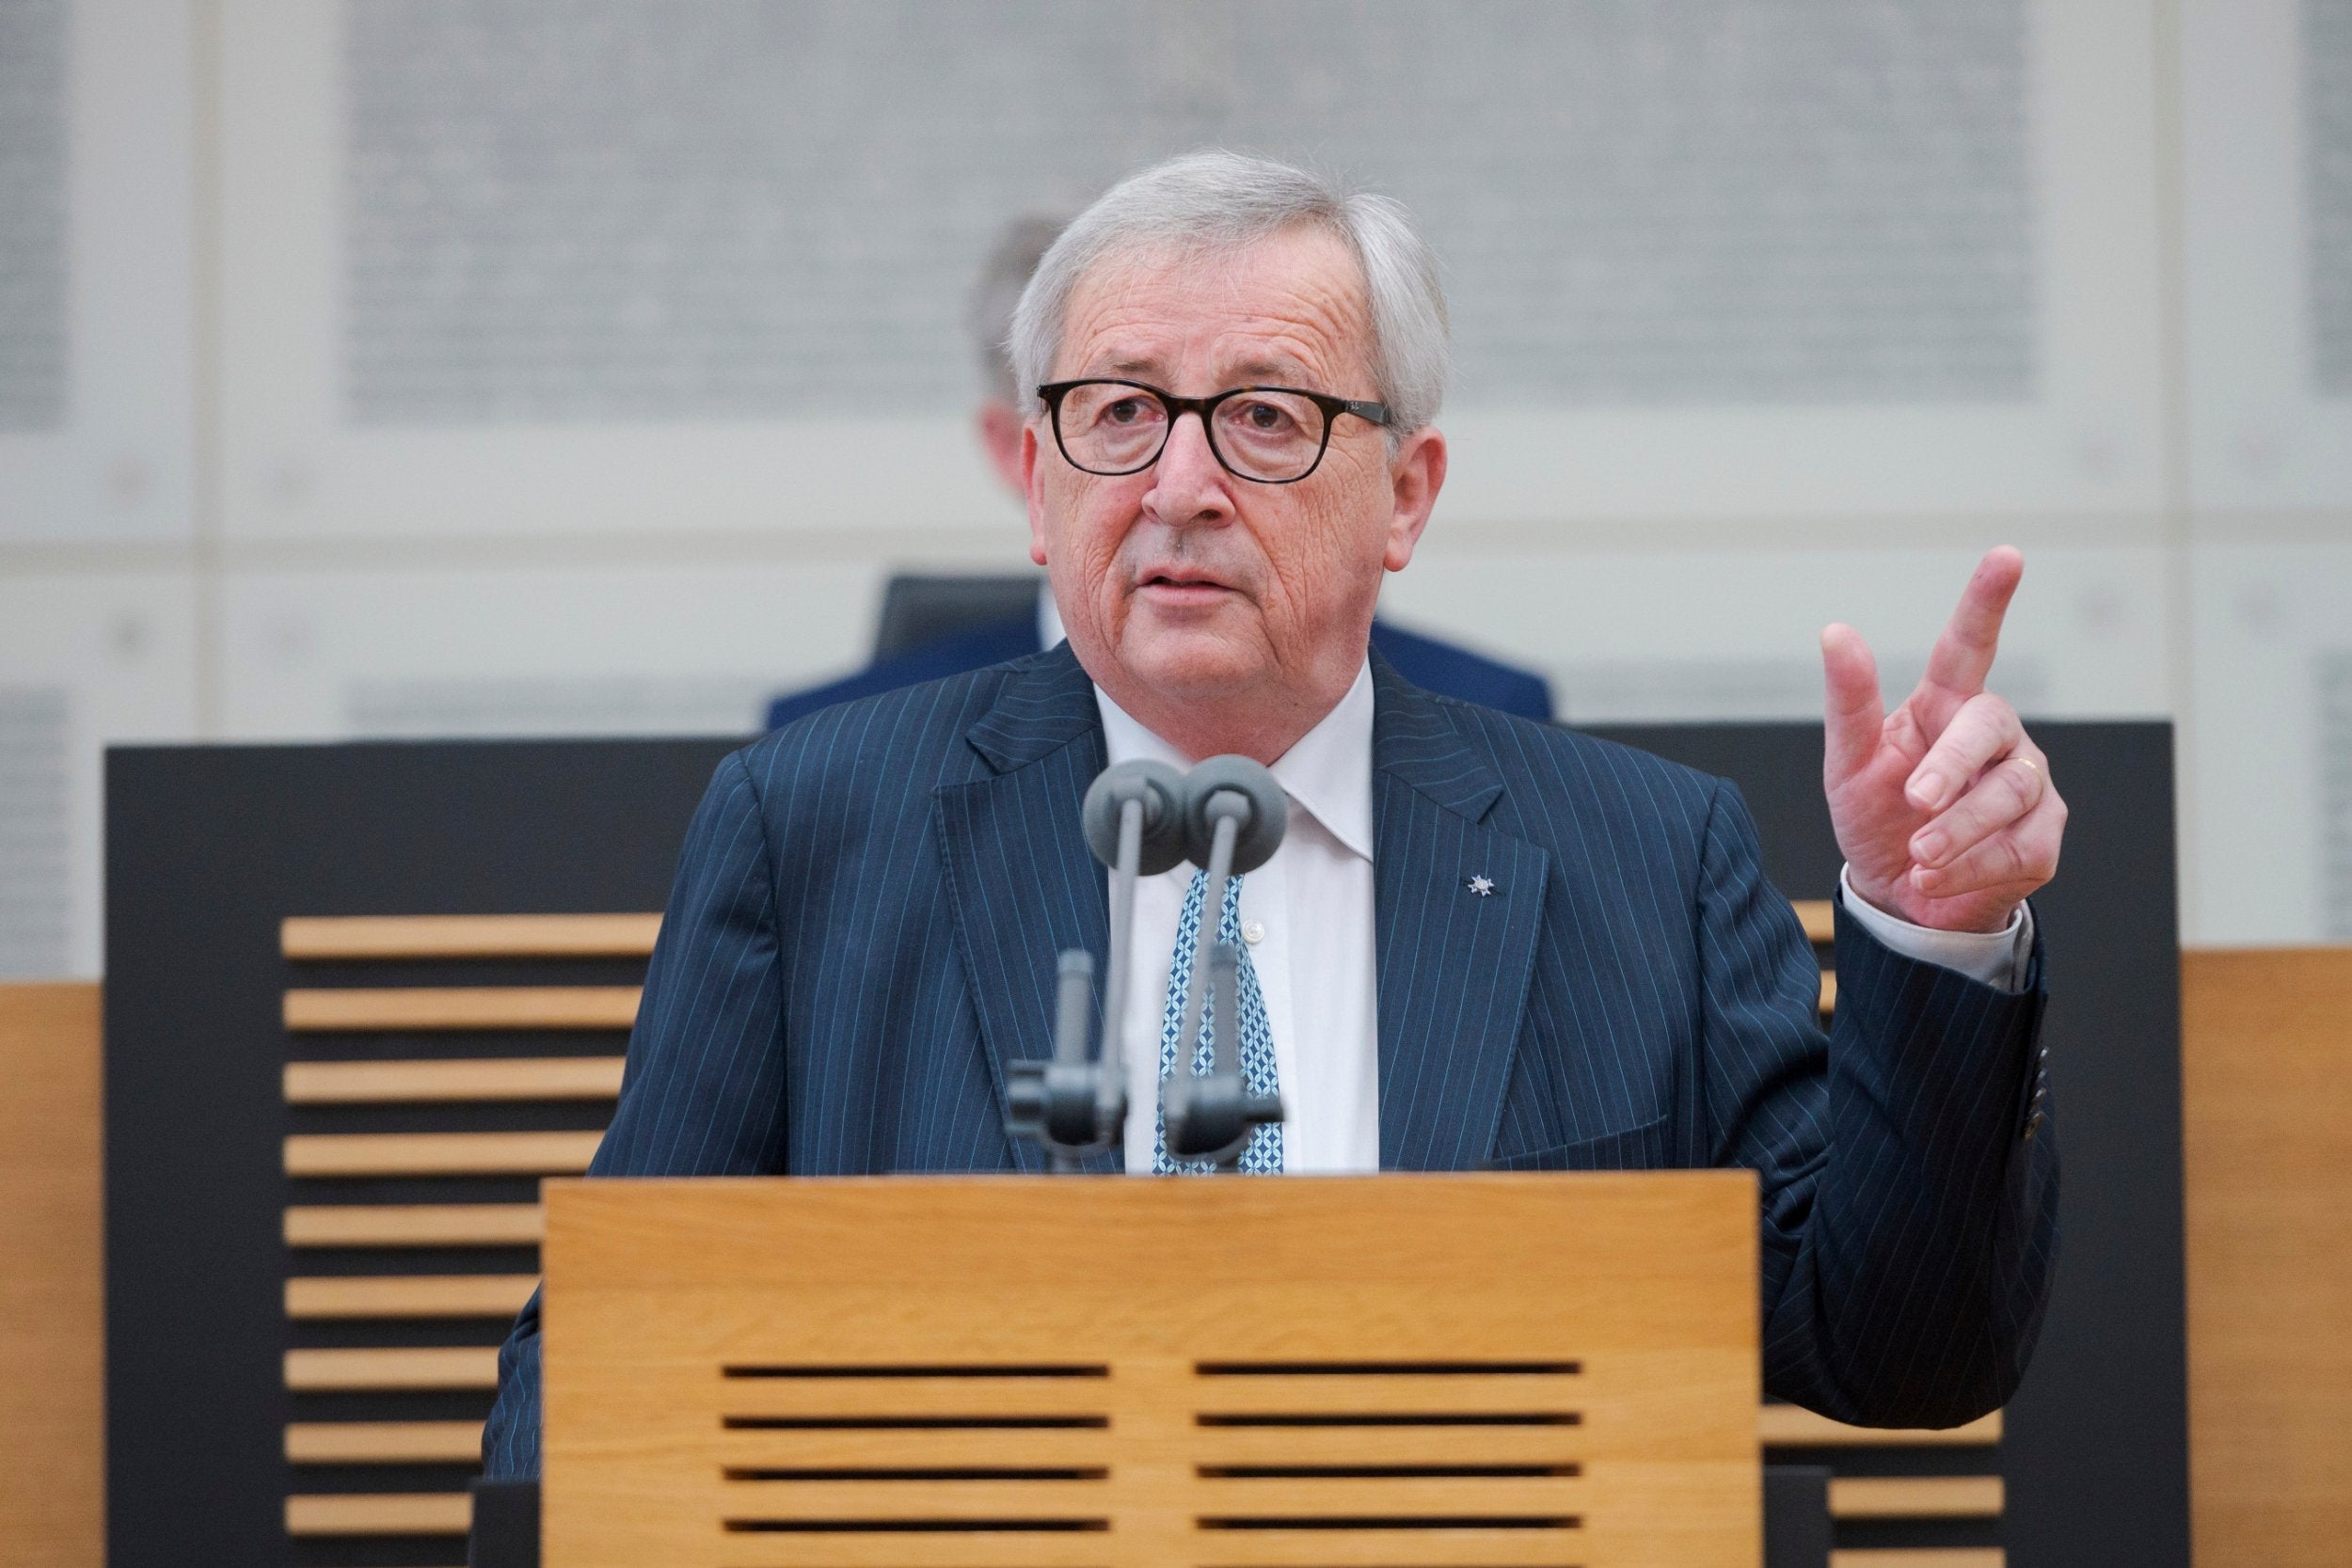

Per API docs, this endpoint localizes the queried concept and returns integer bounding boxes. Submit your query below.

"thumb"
[1820,623,1883,788]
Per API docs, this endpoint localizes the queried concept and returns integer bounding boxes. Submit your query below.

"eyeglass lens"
[1056,384,1329,482]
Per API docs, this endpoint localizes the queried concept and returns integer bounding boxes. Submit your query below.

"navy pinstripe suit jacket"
[485,643,2057,1477]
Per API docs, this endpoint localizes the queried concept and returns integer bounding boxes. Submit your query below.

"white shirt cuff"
[1836,865,2035,993]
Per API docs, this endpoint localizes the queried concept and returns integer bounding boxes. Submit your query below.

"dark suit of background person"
[483,641,2056,1477]
[766,608,1555,731]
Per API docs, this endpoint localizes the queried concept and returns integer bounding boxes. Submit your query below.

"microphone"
[1162,755,1288,1167]
[1006,758,1185,1169]
[1081,759,1189,1132]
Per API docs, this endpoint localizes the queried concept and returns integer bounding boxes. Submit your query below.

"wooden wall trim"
[284,1274,539,1321]
[282,912,660,960]
[0,982,103,1568]
[2184,948,2352,1568]
[283,1202,546,1248]
[1830,1476,2005,1518]
[284,1492,470,1536]
[283,1345,501,1391]
[283,1131,602,1178]
[283,1055,625,1104]
[285,1420,485,1464]
[1757,1406,2001,1447]
[282,986,641,1032]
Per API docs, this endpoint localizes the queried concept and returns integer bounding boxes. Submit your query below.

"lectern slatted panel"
[1188,1424,1585,1468]
[722,1476,1120,1521]
[280,912,662,959]
[706,1535,1124,1568]
[723,1380,1114,1421]
[1182,1533,1584,1568]
[715,1370,1587,1423]
[283,985,642,1031]
[543,1179,1745,1567]
[1187,1370,1582,1418]
[717,1427,1117,1470]
[1828,1551,2004,1568]
[284,1054,626,1103]
[1190,1472,1585,1513]
[704,1528,1583,1568]
[1793,899,1834,944]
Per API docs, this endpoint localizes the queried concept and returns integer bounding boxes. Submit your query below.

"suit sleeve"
[1695,777,2058,1427]
[482,750,792,1477]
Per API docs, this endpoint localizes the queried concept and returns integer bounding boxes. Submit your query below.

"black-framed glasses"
[1037,378,1390,484]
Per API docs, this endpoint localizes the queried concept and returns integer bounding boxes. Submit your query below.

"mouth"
[1129,566,1242,610]
[1135,566,1239,605]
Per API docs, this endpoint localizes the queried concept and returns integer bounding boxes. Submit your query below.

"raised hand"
[1820,547,2065,934]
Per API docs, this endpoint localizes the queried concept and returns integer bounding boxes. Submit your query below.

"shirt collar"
[1092,659,1376,864]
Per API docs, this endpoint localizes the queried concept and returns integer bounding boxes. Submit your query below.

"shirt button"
[1241,919,1266,945]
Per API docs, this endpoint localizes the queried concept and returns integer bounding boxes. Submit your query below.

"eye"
[1234,398,1299,434]
[1103,396,1151,425]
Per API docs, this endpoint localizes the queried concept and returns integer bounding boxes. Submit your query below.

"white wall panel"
[5,0,2321,955]
[2186,543,2352,945]
[218,559,935,740]
[217,0,2168,545]
[1382,541,2169,721]
[0,573,199,975]
[2181,0,2352,512]
[0,0,195,543]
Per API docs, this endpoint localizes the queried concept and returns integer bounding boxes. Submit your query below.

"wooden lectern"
[542,1172,1760,1566]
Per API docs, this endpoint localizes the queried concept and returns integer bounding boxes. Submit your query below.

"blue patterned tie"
[1153,868,1282,1174]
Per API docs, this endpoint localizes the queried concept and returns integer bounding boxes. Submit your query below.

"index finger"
[1916,546,2025,706]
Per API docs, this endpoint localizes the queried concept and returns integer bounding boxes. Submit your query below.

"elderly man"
[761,212,1554,728]
[485,152,2061,1474]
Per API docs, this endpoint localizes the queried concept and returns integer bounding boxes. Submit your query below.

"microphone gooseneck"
[1006,759,1185,1168]
[1164,756,1289,1167]
[1086,758,1188,1118]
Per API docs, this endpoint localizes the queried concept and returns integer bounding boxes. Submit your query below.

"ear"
[1382,425,1446,574]
[975,399,1027,499]
[1023,420,1051,567]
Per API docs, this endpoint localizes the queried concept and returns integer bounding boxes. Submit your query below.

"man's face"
[1024,227,1440,734]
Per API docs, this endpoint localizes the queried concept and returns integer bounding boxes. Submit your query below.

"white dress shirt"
[1098,665,1383,1173]
[1055,590,2036,1171]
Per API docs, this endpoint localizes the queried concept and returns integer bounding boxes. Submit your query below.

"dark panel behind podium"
[105,741,736,1568]
[1592,721,2186,1568]
[104,723,2184,1568]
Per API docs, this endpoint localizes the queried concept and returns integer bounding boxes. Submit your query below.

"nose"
[1141,407,1232,527]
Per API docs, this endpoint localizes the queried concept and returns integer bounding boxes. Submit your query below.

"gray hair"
[1008,150,1450,435]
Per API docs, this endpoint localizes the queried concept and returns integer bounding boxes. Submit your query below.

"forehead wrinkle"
[1058,230,1376,394]
[1089,336,1330,391]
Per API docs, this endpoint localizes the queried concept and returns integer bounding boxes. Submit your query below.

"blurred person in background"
[764,213,1555,729]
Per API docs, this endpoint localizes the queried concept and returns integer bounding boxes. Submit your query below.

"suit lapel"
[1370,659,1549,1170]
[934,644,1118,1174]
